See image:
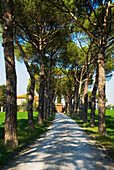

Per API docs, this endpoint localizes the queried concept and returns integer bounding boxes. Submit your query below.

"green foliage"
[1,0,114,164]
[106,104,113,110]
[0,85,6,108]
[21,101,27,111]
[35,74,40,95]
[33,102,38,112]
[105,55,114,75]
[0,26,3,42]
[0,89,3,106]
[57,95,61,103]
[17,105,21,112]
[26,78,32,101]
[60,40,79,68]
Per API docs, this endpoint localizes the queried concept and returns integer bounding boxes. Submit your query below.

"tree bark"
[76,64,84,118]
[67,94,72,115]
[83,79,88,123]
[80,90,84,120]
[65,97,68,113]
[90,66,98,126]
[38,62,45,124]
[83,51,91,123]
[47,68,51,118]
[67,98,70,115]
[80,80,88,122]
[38,33,46,124]
[3,0,18,147]
[76,81,82,118]
[50,78,55,115]
[73,86,77,115]
[14,37,35,131]
[28,76,35,131]
[44,78,48,121]
[98,46,107,136]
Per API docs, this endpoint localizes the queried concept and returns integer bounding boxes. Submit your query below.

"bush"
[21,101,27,111]
[17,105,21,111]
[33,102,38,112]
[106,104,112,110]
[57,95,61,103]
[112,105,114,110]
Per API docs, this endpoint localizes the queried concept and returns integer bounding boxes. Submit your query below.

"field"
[68,109,114,160]
[0,112,55,167]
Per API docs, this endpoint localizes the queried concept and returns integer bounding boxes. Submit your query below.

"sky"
[0,44,29,96]
[0,44,114,105]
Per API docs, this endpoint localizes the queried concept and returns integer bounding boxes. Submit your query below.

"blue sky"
[0,44,114,105]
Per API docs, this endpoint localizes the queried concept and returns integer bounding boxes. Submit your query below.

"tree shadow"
[0,126,4,139]
[0,114,55,168]
[2,113,111,170]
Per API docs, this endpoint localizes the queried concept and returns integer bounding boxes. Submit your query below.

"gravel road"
[3,113,114,170]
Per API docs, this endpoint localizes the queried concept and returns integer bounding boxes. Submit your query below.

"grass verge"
[65,109,114,161]
[0,112,55,168]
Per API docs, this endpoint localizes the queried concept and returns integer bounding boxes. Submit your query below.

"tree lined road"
[3,113,113,170]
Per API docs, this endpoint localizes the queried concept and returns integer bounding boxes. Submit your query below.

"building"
[17,94,39,106]
[17,94,63,112]
[55,103,63,113]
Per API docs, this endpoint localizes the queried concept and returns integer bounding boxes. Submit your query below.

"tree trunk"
[73,87,77,115]
[76,81,82,118]
[50,78,55,115]
[44,78,48,121]
[83,51,91,123]
[73,70,77,117]
[81,81,88,121]
[90,66,98,126]
[98,46,107,136]
[38,63,45,124]
[14,37,35,131]
[76,64,84,118]
[38,33,45,124]
[47,66,51,118]
[65,97,68,113]
[83,79,88,123]
[28,76,35,131]
[47,84,51,117]
[3,0,18,147]
[67,95,72,115]
[80,91,84,120]
[65,96,69,114]
[67,101,70,115]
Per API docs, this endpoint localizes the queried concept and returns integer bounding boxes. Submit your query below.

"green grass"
[0,112,55,167]
[66,109,114,160]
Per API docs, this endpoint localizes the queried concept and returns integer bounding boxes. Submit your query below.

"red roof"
[17,94,38,99]
[17,94,26,99]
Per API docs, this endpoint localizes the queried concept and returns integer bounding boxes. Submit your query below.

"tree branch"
[14,36,34,79]
[87,0,102,28]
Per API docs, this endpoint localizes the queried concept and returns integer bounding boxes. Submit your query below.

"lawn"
[0,111,55,167]
[67,109,114,160]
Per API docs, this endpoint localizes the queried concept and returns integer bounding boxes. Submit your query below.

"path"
[3,113,113,170]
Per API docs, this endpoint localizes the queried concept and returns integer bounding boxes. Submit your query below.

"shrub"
[106,104,112,110]
[21,101,27,111]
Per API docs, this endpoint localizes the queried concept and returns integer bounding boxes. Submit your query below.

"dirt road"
[3,113,113,170]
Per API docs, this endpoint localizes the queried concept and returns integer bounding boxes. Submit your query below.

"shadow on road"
[4,113,111,170]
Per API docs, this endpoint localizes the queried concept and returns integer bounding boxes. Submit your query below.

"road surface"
[3,113,113,170]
